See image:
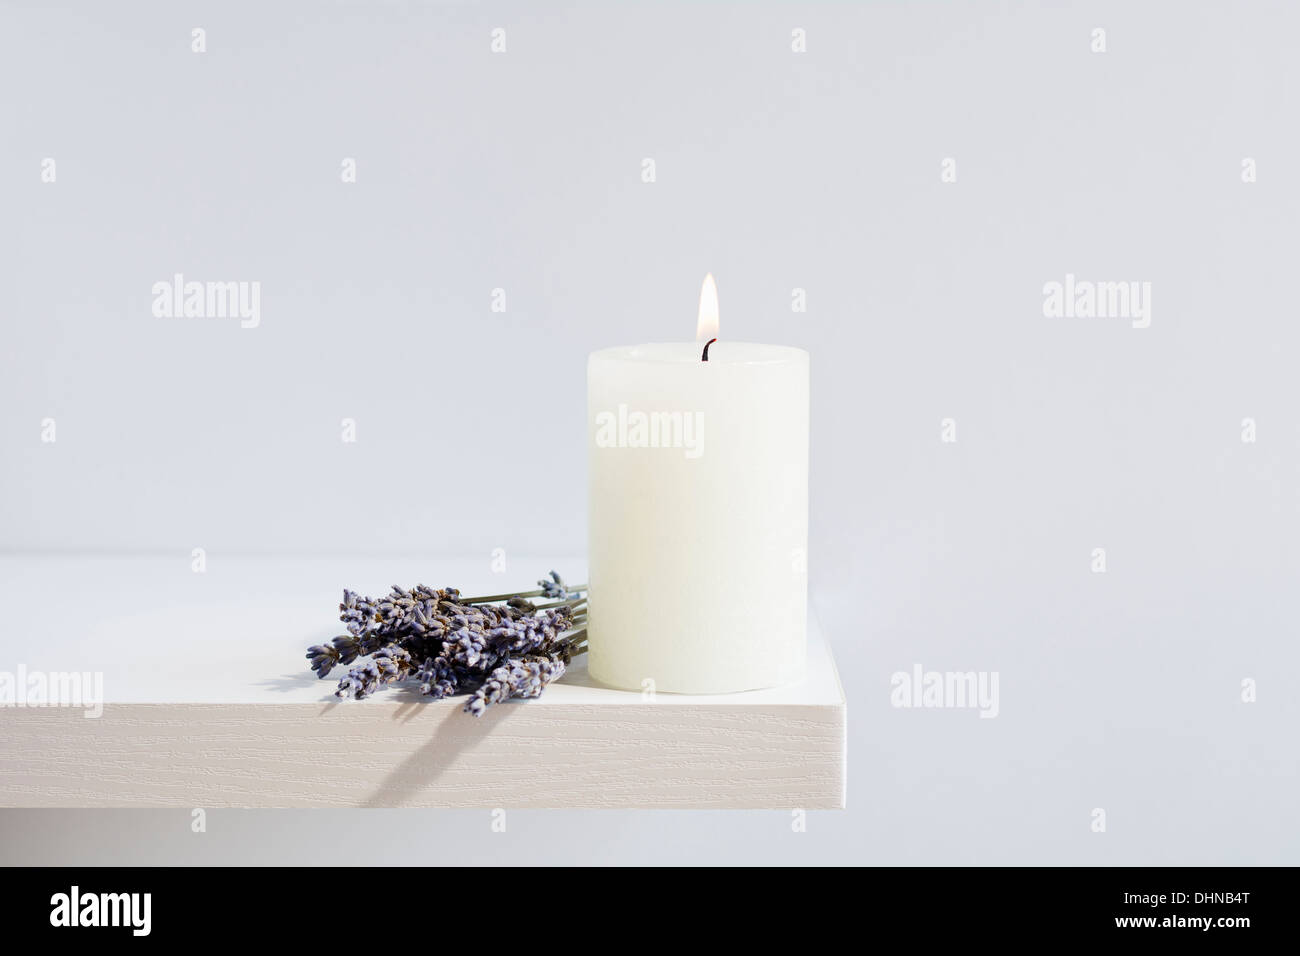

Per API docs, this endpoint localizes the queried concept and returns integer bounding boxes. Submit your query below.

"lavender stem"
[460,584,588,605]
[532,596,587,611]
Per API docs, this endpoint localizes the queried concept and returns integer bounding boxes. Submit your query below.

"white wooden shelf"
[0,555,845,809]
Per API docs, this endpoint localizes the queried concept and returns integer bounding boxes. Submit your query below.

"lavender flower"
[306,641,341,678]
[339,589,376,638]
[306,634,365,677]
[339,584,459,646]
[441,624,495,670]
[464,658,568,717]
[485,606,574,655]
[538,571,573,600]
[415,656,467,699]
[335,645,413,700]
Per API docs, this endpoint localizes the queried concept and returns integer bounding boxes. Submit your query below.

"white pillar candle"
[587,276,809,694]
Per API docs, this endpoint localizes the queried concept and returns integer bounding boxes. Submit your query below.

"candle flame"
[696,273,719,342]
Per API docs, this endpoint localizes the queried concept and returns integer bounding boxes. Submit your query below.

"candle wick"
[701,338,717,362]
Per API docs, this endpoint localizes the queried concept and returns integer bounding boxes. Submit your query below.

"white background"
[2,0,1296,864]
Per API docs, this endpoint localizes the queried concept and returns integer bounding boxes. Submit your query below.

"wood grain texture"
[0,701,844,808]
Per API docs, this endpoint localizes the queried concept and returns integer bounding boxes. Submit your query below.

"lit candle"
[587,275,809,694]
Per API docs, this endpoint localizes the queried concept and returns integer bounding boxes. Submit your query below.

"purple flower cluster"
[464,658,568,717]
[306,576,586,715]
[335,645,414,700]
[538,571,575,600]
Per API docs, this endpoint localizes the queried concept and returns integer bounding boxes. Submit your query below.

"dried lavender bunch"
[306,573,586,714]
